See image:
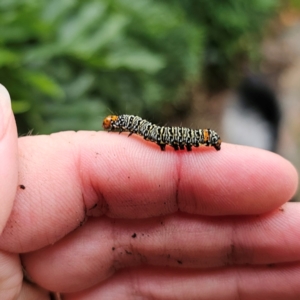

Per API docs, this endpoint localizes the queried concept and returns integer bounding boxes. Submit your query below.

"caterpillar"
[103,114,221,151]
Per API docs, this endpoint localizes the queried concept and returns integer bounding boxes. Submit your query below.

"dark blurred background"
[1,0,300,198]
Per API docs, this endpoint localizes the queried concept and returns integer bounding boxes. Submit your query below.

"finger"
[0,250,22,299]
[62,264,300,300]
[22,202,300,292]
[0,84,18,232]
[0,132,297,252]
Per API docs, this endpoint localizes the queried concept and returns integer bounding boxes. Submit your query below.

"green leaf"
[106,45,165,73]
[23,71,65,98]
[12,100,31,114]
[58,1,107,47]
[0,48,20,66]
[71,14,129,57]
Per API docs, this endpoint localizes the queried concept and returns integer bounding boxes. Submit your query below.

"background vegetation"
[0,0,283,134]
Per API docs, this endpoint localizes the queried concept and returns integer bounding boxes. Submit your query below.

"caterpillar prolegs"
[103,114,221,151]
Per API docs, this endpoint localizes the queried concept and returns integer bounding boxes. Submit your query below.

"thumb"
[0,84,18,233]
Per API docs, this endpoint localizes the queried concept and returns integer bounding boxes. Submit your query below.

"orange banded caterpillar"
[103,114,221,151]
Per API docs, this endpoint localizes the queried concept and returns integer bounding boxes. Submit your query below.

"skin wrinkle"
[174,149,182,212]
[36,180,53,249]
[227,217,241,266]
[159,217,169,268]
[83,141,114,216]
[79,192,87,226]
[71,134,90,225]
[234,266,243,300]
[226,215,265,267]
[59,133,107,222]
[176,158,188,212]
[111,219,122,272]
[179,150,221,215]
[175,178,180,210]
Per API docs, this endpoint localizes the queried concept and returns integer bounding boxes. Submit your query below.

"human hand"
[0,84,299,299]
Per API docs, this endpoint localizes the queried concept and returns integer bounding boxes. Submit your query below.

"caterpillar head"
[103,115,119,130]
[211,131,221,151]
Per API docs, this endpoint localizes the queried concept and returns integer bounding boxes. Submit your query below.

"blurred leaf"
[23,71,65,98]
[289,0,300,9]
[0,48,20,66]
[12,100,31,114]
[66,73,94,99]
[106,44,165,73]
[58,1,107,47]
[72,14,129,57]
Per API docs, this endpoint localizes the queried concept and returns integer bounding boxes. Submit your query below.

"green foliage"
[0,0,280,134]
[169,0,281,88]
[289,0,300,9]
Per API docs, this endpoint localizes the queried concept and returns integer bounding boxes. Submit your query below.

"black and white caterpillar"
[103,114,221,151]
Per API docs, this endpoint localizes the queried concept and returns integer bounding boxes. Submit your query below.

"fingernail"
[0,84,12,131]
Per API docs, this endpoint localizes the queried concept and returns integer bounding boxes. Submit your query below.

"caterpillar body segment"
[103,114,221,151]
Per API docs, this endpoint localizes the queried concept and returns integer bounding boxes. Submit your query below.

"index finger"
[83,132,298,217]
[0,131,297,252]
